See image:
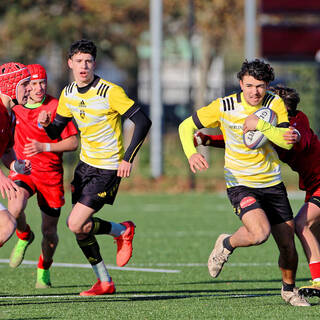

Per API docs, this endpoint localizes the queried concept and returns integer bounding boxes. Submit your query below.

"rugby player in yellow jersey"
[38,39,151,296]
[179,59,310,306]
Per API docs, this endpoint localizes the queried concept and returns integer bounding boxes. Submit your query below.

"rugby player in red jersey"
[8,64,78,289]
[0,62,31,247]
[194,85,320,298]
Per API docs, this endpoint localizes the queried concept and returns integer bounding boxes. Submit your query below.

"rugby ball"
[243,107,277,149]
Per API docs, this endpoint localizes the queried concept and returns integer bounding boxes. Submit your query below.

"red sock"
[38,254,53,270]
[16,225,31,241]
[309,261,320,280]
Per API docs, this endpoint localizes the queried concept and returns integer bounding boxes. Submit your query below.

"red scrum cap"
[0,62,30,100]
[27,64,47,81]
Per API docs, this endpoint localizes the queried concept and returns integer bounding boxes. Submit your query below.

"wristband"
[45,143,51,152]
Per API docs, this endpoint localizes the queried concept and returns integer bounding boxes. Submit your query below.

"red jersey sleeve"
[60,120,78,140]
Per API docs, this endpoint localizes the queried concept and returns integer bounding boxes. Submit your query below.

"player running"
[194,85,320,299]
[179,59,310,306]
[8,64,78,289]
[0,62,32,247]
[38,39,152,296]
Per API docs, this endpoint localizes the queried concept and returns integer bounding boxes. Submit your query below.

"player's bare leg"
[8,189,34,268]
[0,207,16,247]
[272,220,310,306]
[208,209,270,278]
[36,211,59,288]
[295,202,320,297]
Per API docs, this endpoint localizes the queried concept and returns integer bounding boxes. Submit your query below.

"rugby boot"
[9,231,35,268]
[114,221,135,267]
[36,268,52,289]
[80,279,116,296]
[281,286,310,306]
[208,234,232,278]
[298,280,320,298]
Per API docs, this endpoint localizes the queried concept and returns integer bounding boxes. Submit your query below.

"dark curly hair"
[237,59,274,83]
[68,39,97,60]
[270,84,300,117]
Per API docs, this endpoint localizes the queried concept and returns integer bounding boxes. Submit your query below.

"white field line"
[0,259,277,269]
[0,259,180,273]
[0,293,268,300]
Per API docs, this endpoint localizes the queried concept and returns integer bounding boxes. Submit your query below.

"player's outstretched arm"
[23,135,78,157]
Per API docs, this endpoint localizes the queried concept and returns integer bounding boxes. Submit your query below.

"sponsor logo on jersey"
[98,191,107,198]
[80,109,85,119]
[79,100,86,108]
[240,196,256,208]
[229,125,243,130]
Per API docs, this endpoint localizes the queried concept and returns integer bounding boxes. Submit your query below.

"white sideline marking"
[0,259,278,269]
[130,262,277,267]
[0,293,266,300]
[0,259,180,273]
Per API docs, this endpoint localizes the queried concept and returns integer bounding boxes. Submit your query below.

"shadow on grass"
[175,277,311,285]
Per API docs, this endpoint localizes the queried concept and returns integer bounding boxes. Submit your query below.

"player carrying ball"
[179,59,309,306]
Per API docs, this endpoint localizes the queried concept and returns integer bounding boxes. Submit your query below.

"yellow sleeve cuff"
[178,117,198,159]
[256,119,293,150]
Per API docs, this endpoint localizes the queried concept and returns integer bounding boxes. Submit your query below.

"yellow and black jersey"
[193,91,289,188]
[57,77,134,169]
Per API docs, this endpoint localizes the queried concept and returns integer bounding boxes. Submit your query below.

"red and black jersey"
[275,110,320,192]
[13,95,78,172]
[0,98,14,158]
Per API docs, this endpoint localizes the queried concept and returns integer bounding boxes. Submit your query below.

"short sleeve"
[57,89,73,118]
[108,85,135,115]
[196,99,221,128]
[60,120,78,140]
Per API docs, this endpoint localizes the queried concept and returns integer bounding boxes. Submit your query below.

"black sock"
[77,235,102,265]
[223,236,234,252]
[282,281,295,292]
[90,217,112,235]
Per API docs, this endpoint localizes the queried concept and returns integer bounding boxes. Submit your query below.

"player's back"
[276,110,320,191]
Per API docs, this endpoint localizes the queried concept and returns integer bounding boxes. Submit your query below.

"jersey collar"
[25,96,46,109]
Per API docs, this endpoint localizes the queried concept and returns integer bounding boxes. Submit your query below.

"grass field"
[0,192,319,319]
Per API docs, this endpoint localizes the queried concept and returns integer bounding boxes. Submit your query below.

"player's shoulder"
[62,81,77,97]
[44,94,58,105]
[262,90,283,108]
[217,92,239,112]
[295,110,310,125]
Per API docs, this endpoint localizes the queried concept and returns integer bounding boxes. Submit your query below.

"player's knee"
[43,229,58,243]
[250,228,270,245]
[66,219,81,234]
[0,213,16,245]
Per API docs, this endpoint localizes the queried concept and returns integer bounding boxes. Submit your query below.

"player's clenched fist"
[38,110,52,127]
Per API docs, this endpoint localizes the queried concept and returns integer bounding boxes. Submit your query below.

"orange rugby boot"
[80,279,116,296]
[114,221,136,267]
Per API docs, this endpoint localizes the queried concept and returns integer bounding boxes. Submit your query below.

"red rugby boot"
[114,221,135,267]
[80,279,116,296]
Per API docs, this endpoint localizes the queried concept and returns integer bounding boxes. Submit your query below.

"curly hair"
[270,84,300,116]
[237,59,274,83]
[68,39,97,60]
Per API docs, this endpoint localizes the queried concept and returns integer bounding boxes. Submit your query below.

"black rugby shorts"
[226,182,293,225]
[71,161,121,212]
